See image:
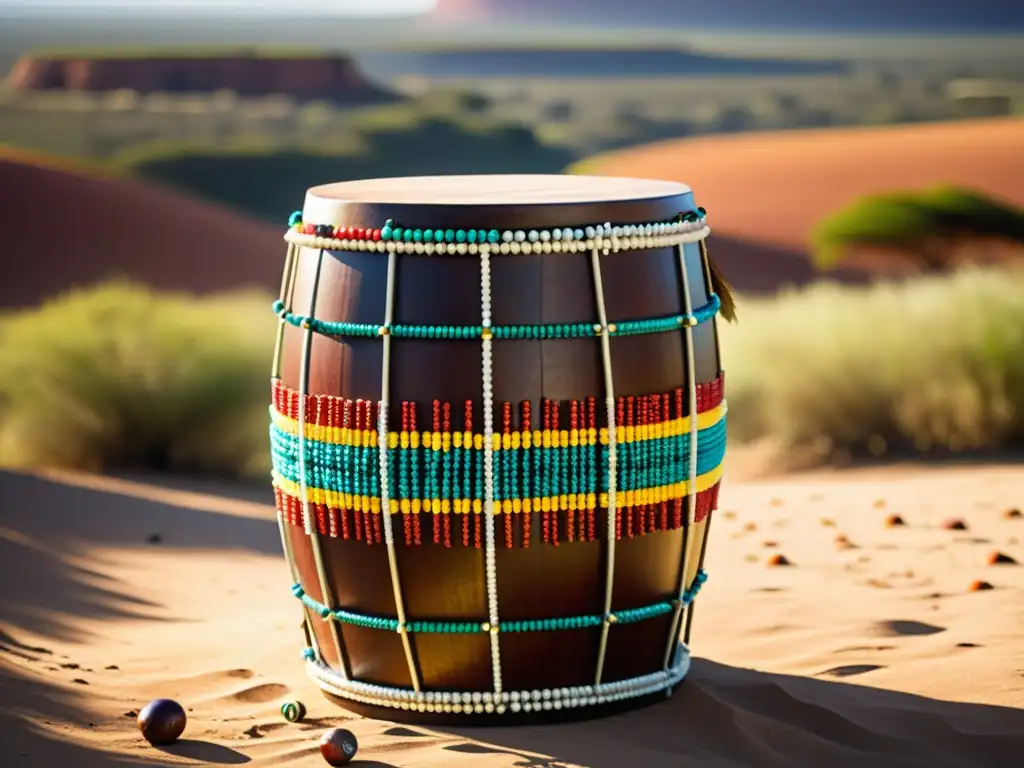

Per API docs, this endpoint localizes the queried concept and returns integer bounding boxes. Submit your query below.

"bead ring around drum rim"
[304,644,690,715]
[292,569,708,635]
[285,224,710,256]
[286,208,707,245]
[271,293,720,342]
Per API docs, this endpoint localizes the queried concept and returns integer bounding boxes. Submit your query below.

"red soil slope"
[0,153,285,310]
[578,118,1024,288]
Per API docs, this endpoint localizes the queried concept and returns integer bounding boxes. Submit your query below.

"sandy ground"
[1,460,1023,768]
[579,118,1024,253]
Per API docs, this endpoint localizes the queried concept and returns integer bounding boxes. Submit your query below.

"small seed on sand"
[987,551,1017,565]
[835,534,855,550]
[1004,508,1022,519]
[884,514,906,528]
[769,498,784,507]
[873,499,886,509]
[722,511,737,520]
[942,518,968,531]
[743,522,758,532]
[766,554,791,567]
[968,580,994,592]
[819,517,837,527]
[763,540,778,548]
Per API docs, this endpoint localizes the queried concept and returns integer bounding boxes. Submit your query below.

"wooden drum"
[269,175,729,724]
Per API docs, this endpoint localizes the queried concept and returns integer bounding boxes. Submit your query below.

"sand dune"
[579,117,1024,256]
[1,463,1022,767]
[0,152,284,310]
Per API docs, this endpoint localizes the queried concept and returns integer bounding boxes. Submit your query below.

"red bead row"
[300,223,383,241]
[270,374,724,547]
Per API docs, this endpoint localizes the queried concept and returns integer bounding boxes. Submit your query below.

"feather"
[707,257,737,323]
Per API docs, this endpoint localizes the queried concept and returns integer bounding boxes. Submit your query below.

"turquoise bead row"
[271,294,720,342]
[292,571,707,635]
[271,419,727,501]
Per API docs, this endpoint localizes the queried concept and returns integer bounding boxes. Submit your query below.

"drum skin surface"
[271,175,724,724]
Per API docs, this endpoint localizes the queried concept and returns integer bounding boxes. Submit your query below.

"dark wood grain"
[280,175,720,719]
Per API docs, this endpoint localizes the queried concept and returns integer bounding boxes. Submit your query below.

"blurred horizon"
[1,0,1023,32]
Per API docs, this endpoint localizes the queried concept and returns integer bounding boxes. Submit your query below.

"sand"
[0,153,284,310]
[578,118,1024,252]
[2,460,1022,767]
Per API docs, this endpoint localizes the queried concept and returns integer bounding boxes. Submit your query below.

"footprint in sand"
[868,619,946,637]
[384,727,431,738]
[835,644,896,653]
[228,682,291,704]
[817,664,885,678]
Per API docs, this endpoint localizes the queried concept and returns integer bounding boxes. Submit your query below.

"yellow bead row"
[270,404,725,448]
[272,464,723,515]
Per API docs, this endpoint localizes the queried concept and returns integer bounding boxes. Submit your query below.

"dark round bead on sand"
[320,727,359,765]
[137,698,187,746]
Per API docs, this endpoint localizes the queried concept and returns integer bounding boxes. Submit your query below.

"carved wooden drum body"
[269,175,726,723]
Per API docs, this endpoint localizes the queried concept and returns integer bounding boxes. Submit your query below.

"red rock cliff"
[4,54,392,103]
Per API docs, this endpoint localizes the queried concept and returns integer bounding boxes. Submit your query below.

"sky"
[0,0,438,14]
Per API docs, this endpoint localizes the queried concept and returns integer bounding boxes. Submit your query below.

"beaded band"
[270,375,725,548]
[283,209,709,257]
[271,294,720,341]
[292,569,707,635]
[305,650,690,715]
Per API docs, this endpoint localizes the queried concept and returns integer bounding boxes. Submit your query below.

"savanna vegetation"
[1,268,1021,481]
[811,187,1024,271]
[0,53,1020,223]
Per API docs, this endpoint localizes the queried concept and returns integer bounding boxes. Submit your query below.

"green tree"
[810,186,1024,271]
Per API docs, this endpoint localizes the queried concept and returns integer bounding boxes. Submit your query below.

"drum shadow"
[0,469,282,643]
[436,658,1024,768]
[154,739,250,764]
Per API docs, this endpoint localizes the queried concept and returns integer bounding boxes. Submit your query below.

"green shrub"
[721,266,1024,459]
[0,282,275,479]
[1,268,1022,481]
[810,186,1024,270]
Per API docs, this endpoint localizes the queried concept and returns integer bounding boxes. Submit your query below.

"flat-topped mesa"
[4,52,393,103]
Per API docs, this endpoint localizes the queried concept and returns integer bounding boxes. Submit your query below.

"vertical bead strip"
[271,243,322,660]
[587,396,597,542]
[480,247,503,698]
[592,245,619,687]
[521,401,532,548]
[377,249,421,693]
[297,248,349,678]
[684,238,723,646]
[662,238,701,671]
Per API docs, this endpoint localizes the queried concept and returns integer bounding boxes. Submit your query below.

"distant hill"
[4,52,395,103]
[0,151,283,310]
[356,48,846,80]
[435,0,1024,32]
[574,118,1024,271]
